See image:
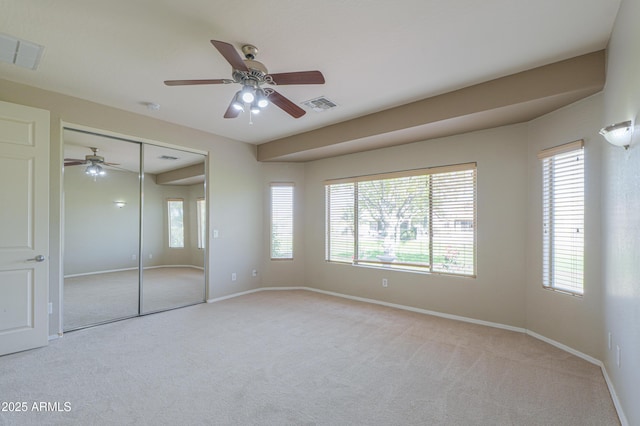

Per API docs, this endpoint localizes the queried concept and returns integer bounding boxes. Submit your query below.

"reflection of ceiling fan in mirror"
[164,40,325,119]
[64,147,120,177]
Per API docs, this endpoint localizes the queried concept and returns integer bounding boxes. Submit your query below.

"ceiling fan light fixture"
[231,91,245,111]
[85,163,105,177]
[240,85,255,103]
[250,103,260,114]
[256,88,269,108]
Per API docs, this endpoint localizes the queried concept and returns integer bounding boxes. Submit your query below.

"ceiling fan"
[64,147,120,177]
[164,40,325,119]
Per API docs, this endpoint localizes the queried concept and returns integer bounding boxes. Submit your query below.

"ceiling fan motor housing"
[241,44,258,60]
[85,154,104,163]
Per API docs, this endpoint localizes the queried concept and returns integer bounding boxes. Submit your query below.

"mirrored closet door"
[141,144,206,314]
[63,130,141,330]
[63,129,206,331]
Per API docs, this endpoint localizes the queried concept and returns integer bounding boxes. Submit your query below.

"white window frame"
[539,140,585,295]
[270,183,294,260]
[325,163,476,277]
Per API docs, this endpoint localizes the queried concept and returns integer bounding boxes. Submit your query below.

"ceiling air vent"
[0,33,44,70]
[302,96,338,113]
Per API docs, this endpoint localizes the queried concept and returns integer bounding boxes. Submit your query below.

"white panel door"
[0,100,50,356]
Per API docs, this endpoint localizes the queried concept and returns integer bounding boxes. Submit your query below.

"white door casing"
[0,100,50,356]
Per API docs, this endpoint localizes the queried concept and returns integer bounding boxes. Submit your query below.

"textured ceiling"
[0,0,621,151]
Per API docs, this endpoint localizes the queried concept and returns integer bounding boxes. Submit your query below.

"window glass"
[197,198,206,249]
[541,144,584,294]
[168,199,184,248]
[325,164,476,276]
[271,184,294,259]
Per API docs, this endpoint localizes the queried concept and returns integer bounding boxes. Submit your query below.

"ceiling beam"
[257,50,605,162]
[156,162,205,185]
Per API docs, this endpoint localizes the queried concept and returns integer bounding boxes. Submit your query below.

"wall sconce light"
[114,201,127,208]
[599,120,634,149]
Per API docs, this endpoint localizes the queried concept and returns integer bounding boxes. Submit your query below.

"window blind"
[167,198,184,248]
[196,198,206,249]
[325,163,476,276]
[541,141,584,294]
[271,184,294,259]
[325,183,355,263]
[430,168,476,276]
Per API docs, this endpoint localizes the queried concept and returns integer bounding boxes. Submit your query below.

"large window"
[271,184,294,259]
[539,140,584,295]
[168,198,184,248]
[325,163,476,276]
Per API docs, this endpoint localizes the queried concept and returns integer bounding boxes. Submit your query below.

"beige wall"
[261,163,306,287]
[64,166,140,275]
[142,176,204,268]
[302,125,529,327]
[525,94,603,359]
[602,0,640,423]
[0,79,264,336]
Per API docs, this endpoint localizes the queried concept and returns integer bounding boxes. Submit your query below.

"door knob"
[27,255,46,262]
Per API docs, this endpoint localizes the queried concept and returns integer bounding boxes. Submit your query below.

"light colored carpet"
[63,267,205,330]
[1,290,619,425]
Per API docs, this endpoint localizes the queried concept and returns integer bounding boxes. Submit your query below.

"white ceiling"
[0,1,621,146]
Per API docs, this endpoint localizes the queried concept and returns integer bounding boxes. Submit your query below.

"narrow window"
[196,198,206,249]
[539,140,584,295]
[168,198,184,248]
[271,184,294,259]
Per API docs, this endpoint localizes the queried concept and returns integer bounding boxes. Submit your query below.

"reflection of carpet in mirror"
[64,267,205,330]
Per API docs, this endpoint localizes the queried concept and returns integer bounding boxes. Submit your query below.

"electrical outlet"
[608,332,612,350]
[232,272,237,281]
[148,253,153,259]
[616,345,621,367]
[213,229,219,239]
[131,254,137,261]
[382,278,388,288]
[252,269,257,277]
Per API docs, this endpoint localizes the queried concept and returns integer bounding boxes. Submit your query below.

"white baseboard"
[64,264,203,278]
[64,267,137,278]
[525,329,601,365]
[144,265,204,270]
[207,286,524,332]
[305,287,526,333]
[206,285,628,424]
[206,288,264,303]
[600,364,629,426]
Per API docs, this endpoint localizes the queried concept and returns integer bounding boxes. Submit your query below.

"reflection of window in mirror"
[168,198,184,248]
[197,198,206,249]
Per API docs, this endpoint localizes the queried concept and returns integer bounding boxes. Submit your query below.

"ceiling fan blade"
[64,161,86,166]
[223,99,242,119]
[104,164,131,172]
[64,158,86,162]
[211,40,248,72]
[267,90,306,118]
[268,71,325,85]
[164,79,232,86]
[104,162,121,166]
